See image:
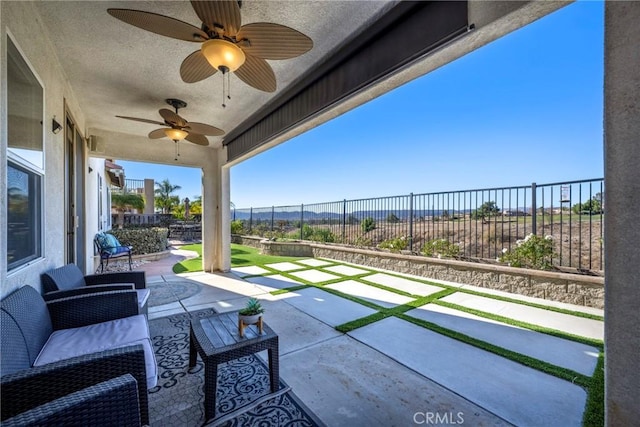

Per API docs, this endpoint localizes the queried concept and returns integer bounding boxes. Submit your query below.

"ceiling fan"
[108,1,313,104]
[116,98,224,160]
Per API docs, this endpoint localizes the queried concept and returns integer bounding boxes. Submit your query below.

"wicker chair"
[2,374,141,426]
[41,263,149,315]
[0,286,153,425]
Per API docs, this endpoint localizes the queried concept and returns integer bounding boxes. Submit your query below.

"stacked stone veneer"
[234,236,604,309]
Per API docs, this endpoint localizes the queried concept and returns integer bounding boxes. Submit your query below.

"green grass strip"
[433,300,603,348]
[582,353,604,427]
[335,289,456,333]
[396,313,591,388]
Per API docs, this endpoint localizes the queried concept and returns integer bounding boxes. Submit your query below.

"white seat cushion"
[34,314,157,388]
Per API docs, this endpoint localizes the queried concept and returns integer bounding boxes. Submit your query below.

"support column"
[604,2,640,424]
[220,163,231,271]
[201,149,220,272]
[143,179,154,214]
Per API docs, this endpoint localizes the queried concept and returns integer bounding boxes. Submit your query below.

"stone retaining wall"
[234,236,604,309]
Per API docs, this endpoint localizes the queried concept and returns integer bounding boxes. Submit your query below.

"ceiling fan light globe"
[201,39,245,72]
[164,128,188,141]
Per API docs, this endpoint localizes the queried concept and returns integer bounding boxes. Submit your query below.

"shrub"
[361,217,376,233]
[310,228,336,243]
[109,227,168,255]
[231,219,245,235]
[378,236,408,253]
[499,233,555,270]
[422,239,460,259]
[352,236,373,247]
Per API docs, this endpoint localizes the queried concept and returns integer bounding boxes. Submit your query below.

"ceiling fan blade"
[181,50,218,83]
[237,23,313,60]
[148,128,167,139]
[185,132,210,146]
[234,54,276,92]
[190,1,241,36]
[107,9,208,42]
[185,122,225,136]
[116,115,165,126]
[159,109,187,127]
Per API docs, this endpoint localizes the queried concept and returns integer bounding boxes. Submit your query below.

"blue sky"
[119,1,603,209]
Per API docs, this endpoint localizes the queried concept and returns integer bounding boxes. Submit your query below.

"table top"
[192,311,277,357]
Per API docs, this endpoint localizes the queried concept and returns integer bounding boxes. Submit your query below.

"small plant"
[378,236,408,253]
[310,228,336,243]
[239,298,264,316]
[422,239,460,259]
[499,233,555,270]
[361,217,376,233]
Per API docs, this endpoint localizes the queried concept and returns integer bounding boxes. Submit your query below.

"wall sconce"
[52,116,63,134]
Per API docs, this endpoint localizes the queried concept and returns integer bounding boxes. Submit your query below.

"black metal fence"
[233,178,604,272]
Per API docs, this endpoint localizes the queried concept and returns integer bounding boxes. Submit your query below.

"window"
[7,162,42,269]
[6,36,44,271]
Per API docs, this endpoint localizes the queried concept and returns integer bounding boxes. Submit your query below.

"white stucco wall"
[1,2,85,297]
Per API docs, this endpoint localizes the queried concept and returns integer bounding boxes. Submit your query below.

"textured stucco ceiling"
[34,1,395,150]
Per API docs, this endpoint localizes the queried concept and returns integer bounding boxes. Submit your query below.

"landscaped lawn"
[172,243,306,273]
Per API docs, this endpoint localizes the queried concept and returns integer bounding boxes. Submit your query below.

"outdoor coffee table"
[189,311,279,421]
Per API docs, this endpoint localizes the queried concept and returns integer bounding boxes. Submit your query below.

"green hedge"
[109,227,168,255]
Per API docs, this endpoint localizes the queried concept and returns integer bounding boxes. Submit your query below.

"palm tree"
[154,179,181,214]
[111,193,145,229]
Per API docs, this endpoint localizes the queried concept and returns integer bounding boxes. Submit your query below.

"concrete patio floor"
[139,246,603,426]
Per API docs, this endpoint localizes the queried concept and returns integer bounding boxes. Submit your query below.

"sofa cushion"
[34,314,157,388]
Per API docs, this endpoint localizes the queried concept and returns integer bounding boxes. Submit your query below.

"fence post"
[342,199,347,242]
[409,193,414,252]
[300,204,304,240]
[249,207,253,234]
[271,206,275,232]
[531,182,537,235]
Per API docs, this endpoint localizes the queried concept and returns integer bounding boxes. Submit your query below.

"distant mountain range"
[232,209,476,222]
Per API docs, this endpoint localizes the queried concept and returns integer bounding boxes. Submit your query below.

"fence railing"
[233,178,604,272]
[111,178,145,194]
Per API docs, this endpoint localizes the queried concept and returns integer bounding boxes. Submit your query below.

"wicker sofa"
[0,285,156,425]
[41,263,150,315]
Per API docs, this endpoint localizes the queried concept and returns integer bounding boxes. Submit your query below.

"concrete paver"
[362,273,446,296]
[350,317,587,427]
[325,280,414,308]
[457,283,605,316]
[296,259,334,267]
[408,303,599,376]
[289,269,341,283]
[264,261,305,272]
[230,265,271,277]
[245,274,303,292]
[282,287,376,327]
[323,265,371,276]
[441,292,604,340]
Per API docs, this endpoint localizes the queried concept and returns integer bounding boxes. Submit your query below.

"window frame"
[6,33,46,273]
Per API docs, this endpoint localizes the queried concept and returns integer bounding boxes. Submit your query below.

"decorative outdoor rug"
[148,309,325,426]
[147,280,203,307]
